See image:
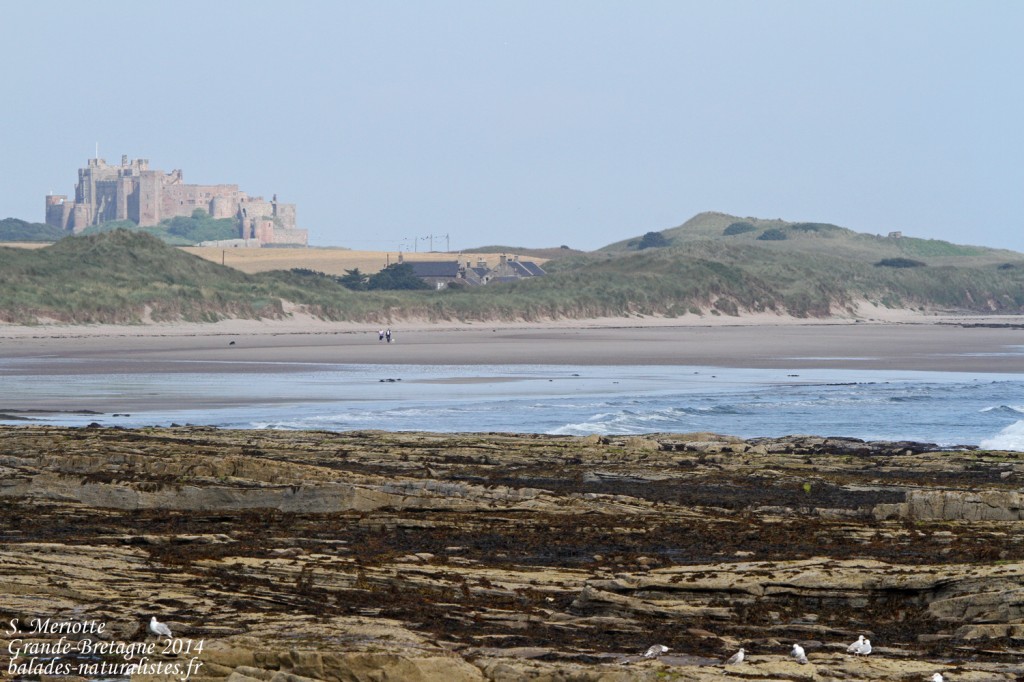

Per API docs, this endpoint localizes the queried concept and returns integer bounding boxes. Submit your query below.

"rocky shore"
[2,426,1023,680]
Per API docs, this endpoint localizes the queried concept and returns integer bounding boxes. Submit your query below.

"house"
[407,261,463,289]
[461,258,492,285]
[403,254,547,288]
[487,254,546,280]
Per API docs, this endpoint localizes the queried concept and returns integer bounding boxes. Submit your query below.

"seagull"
[149,616,172,638]
[643,644,669,658]
[846,635,865,653]
[930,675,944,682]
[724,647,745,665]
[790,643,808,664]
[854,638,872,656]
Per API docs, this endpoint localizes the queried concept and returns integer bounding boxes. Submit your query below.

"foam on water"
[980,420,1024,451]
[4,363,1024,450]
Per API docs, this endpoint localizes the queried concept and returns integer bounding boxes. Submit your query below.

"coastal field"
[1,240,540,276]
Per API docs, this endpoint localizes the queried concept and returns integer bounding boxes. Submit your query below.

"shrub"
[723,221,757,236]
[164,213,238,243]
[757,228,788,241]
[637,231,670,249]
[366,262,431,290]
[338,268,369,290]
[875,258,926,268]
[790,222,839,232]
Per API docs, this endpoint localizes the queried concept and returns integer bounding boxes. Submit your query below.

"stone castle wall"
[45,157,307,246]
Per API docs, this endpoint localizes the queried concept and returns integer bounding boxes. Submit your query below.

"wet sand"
[1,316,1023,374]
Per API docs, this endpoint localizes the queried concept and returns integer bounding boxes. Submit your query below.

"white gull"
[643,644,669,658]
[853,638,872,656]
[149,616,172,638]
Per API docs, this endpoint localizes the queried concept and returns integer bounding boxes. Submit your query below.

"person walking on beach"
[385,328,392,343]
[378,329,385,342]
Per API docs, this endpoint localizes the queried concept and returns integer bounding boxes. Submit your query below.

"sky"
[2,1,1022,252]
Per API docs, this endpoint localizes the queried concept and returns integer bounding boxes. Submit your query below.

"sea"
[4,360,1024,450]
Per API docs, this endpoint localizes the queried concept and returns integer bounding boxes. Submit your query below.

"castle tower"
[44,195,72,230]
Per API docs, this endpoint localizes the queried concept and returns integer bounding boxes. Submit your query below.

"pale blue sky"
[2,1,1022,251]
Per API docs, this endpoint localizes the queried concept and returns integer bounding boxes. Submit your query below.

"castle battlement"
[46,156,308,246]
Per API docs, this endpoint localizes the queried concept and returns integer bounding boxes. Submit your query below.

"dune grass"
[2,226,1024,325]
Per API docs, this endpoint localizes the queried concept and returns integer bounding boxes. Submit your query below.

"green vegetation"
[80,209,238,245]
[163,209,239,243]
[876,258,926,268]
[293,264,430,292]
[79,220,194,246]
[0,218,66,242]
[366,262,433,290]
[338,268,369,290]
[0,231,429,324]
[3,210,1024,325]
[636,231,671,249]
[790,222,842,233]
[895,237,988,258]
[0,230,278,323]
[757,228,788,241]
[723,221,757,236]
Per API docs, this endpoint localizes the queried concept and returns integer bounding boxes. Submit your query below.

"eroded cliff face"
[1,426,1022,681]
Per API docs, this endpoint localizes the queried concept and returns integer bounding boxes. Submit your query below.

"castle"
[45,156,308,246]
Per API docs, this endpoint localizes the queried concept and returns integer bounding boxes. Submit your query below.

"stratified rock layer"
[1,426,1023,680]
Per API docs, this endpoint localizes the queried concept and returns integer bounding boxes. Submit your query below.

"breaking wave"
[979,420,1024,452]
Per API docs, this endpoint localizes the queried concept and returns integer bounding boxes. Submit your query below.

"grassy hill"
[0,230,279,323]
[538,240,1024,318]
[0,218,67,242]
[602,211,1021,267]
[0,230,459,324]
[2,218,1024,325]
[539,213,1024,318]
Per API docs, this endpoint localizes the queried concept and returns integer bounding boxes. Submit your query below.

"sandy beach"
[1,310,1023,375]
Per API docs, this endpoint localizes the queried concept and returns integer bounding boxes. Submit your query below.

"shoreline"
[1,311,1024,374]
